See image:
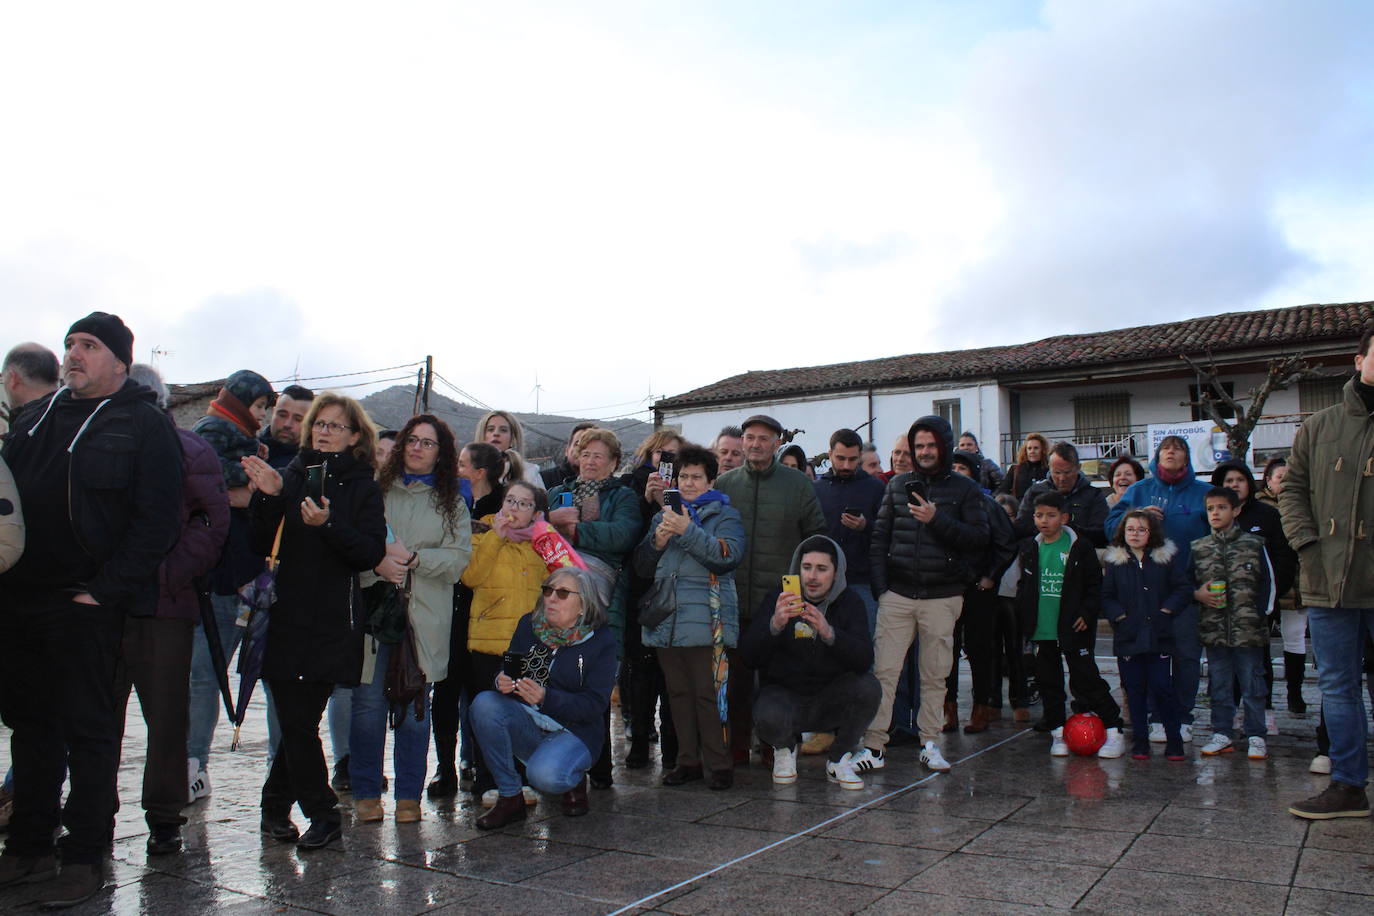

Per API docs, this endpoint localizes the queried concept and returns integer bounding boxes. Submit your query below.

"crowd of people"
[0,311,1372,908]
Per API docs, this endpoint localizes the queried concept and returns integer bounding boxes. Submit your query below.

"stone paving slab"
[3,640,1374,914]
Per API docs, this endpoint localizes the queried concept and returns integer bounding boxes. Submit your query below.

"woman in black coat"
[242,393,386,850]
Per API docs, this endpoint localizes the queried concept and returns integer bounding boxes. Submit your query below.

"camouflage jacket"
[190,414,258,489]
[1190,527,1274,649]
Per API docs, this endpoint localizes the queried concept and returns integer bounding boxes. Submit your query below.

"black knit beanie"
[67,312,134,369]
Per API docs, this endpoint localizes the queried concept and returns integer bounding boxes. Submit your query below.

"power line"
[271,360,423,385]
[315,374,416,391]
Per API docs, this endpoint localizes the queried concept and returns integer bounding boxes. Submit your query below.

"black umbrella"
[195,576,236,723]
[230,520,283,751]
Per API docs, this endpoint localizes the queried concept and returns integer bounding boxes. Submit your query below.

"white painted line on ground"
[603,728,1031,916]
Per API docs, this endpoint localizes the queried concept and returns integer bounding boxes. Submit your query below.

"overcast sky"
[3,1,1371,422]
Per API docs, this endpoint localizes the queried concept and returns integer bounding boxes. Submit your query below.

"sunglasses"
[540,586,581,600]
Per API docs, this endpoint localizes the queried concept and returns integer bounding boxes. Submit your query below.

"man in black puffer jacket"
[855,415,989,775]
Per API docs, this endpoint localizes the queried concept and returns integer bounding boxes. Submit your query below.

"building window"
[1188,382,1235,420]
[1299,376,1347,414]
[933,398,960,432]
[1072,393,1131,444]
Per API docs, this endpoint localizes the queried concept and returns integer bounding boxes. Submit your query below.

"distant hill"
[360,385,656,468]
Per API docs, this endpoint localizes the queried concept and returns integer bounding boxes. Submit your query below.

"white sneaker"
[1148,723,1166,744]
[481,786,539,807]
[1097,727,1126,759]
[849,747,885,772]
[772,746,798,785]
[1180,724,1193,743]
[1248,737,1268,760]
[187,760,211,803]
[1310,754,1332,775]
[919,741,951,773]
[1050,727,1069,757]
[826,753,865,789]
[1265,710,1278,736]
[1201,734,1234,756]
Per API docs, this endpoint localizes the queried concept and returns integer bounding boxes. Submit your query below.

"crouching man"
[740,536,880,789]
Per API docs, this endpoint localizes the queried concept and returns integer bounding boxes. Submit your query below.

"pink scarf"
[499,511,544,543]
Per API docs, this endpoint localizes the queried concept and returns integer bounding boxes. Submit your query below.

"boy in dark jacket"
[1015,492,1125,758]
[742,536,880,790]
[1193,487,1275,761]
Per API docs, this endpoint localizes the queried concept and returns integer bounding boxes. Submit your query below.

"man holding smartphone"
[814,428,887,637]
[855,416,989,774]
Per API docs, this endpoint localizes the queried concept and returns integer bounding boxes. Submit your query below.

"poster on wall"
[1146,421,1253,473]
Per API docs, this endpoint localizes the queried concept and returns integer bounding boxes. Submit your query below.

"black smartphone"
[843,506,862,517]
[665,489,683,512]
[501,651,526,680]
[904,479,928,503]
[305,464,325,504]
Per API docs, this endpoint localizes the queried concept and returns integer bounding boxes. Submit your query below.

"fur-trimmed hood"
[1103,539,1179,566]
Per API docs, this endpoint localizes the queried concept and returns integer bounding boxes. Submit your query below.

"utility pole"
[422,354,433,413]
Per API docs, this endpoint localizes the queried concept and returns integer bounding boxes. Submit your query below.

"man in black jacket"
[741,536,880,790]
[858,415,989,775]
[0,313,183,907]
[1013,441,1110,547]
[814,428,887,636]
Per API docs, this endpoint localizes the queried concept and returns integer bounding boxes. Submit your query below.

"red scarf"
[1155,464,1188,485]
[208,388,257,437]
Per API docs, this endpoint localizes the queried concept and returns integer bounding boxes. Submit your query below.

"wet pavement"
[2,637,1374,915]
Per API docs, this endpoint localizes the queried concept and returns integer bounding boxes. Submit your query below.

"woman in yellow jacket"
[461,479,550,799]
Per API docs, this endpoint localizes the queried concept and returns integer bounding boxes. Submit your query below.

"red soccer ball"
[1063,712,1107,756]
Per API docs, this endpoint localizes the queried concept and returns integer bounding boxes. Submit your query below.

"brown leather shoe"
[708,769,734,790]
[1013,707,1031,724]
[354,798,384,822]
[963,704,992,734]
[394,800,422,823]
[561,776,589,817]
[943,701,959,734]
[476,793,527,830]
[663,765,704,786]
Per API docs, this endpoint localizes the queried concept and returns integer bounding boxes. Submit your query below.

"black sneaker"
[34,863,104,910]
[331,755,351,793]
[146,824,182,856]
[1289,782,1372,820]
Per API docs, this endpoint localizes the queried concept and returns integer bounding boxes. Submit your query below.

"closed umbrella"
[231,521,283,751]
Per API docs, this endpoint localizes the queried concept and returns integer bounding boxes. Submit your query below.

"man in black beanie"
[0,313,183,906]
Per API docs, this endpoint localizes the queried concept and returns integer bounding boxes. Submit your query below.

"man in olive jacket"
[1283,324,1374,820]
[717,415,827,762]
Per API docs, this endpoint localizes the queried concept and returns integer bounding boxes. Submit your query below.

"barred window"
[1073,393,1130,440]
[1299,376,1347,414]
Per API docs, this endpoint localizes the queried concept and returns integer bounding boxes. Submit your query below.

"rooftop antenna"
[150,346,174,366]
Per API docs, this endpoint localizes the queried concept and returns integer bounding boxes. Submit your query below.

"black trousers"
[114,615,194,828]
[1034,640,1121,730]
[991,597,1032,709]
[430,586,472,779]
[261,678,338,824]
[0,593,125,864]
[753,673,882,763]
[945,586,1000,707]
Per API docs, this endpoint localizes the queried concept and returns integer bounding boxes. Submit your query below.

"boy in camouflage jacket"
[1191,487,1274,759]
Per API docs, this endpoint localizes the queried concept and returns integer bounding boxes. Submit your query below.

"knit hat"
[951,450,982,475]
[67,312,134,369]
[741,414,783,436]
[224,369,275,409]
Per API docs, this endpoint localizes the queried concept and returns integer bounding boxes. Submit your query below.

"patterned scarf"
[532,606,595,648]
[571,476,617,515]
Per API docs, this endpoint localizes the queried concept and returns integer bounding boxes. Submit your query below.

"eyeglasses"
[504,497,536,511]
[406,436,438,450]
[312,420,357,434]
[540,586,581,600]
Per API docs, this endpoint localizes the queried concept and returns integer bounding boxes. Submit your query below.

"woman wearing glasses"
[349,414,471,824]
[241,393,386,850]
[470,567,616,828]
[460,480,552,801]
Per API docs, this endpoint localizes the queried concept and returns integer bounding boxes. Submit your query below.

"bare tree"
[1179,352,1329,458]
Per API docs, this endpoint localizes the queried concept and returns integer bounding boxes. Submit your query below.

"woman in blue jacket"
[469,567,617,828]
[1102,509,1194,761]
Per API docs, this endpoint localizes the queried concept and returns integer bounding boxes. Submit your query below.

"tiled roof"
[656,301,1373,411]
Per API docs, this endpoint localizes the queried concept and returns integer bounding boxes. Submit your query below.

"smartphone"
[904,479,928,503]
[665,489,683,512]
[305,464,325,504]
[658,450,676,482]
[843,506,862,518]
[781,574,801,598]
[501,651,527,680]
[555,491,574,509]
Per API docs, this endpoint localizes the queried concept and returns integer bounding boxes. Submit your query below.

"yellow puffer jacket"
[462,516,549,655]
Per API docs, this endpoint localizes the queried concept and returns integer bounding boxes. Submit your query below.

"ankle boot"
[942,701,959,734]
[963,704,992,734]
[1285,652,1308,714]
[561,776,589,817]
[476,793,527,830]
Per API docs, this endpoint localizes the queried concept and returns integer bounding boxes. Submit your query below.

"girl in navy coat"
[1102,509,1194,760]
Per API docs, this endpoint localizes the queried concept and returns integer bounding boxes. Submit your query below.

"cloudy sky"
[3,1,1372,422]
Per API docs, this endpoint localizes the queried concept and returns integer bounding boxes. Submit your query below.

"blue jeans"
[854,586,879,644]
[1149,604,1201,727]
[1309,606,1374,787]
[469,692,591,797]
[1205,645,1266,739]
[188,593,281,765]
[348,641,432,801]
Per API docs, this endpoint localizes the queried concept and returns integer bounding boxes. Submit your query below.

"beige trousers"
[864,591,964,747]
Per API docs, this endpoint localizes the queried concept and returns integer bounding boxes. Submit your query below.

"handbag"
[637,574,678,629]
[363,572,412,645]
[385,626,427,727]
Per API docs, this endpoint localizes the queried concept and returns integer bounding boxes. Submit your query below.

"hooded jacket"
[1105,440,1212,558]
[1013,526,1102,650]
[1190,526,1274,649]
[633,496,744,649]
[739,536,873,696]
[0,456,24,574]
[156,429,230,621]
[1101,540,1192,656]
[1,379,183,614]
[250,448,386,685]
[1280,375,1374,608]
[1014,471,1111,548]
[812,466,886,585]
[869,415,990,599]
[1209,460,1297,599]
[717,457,827,620]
